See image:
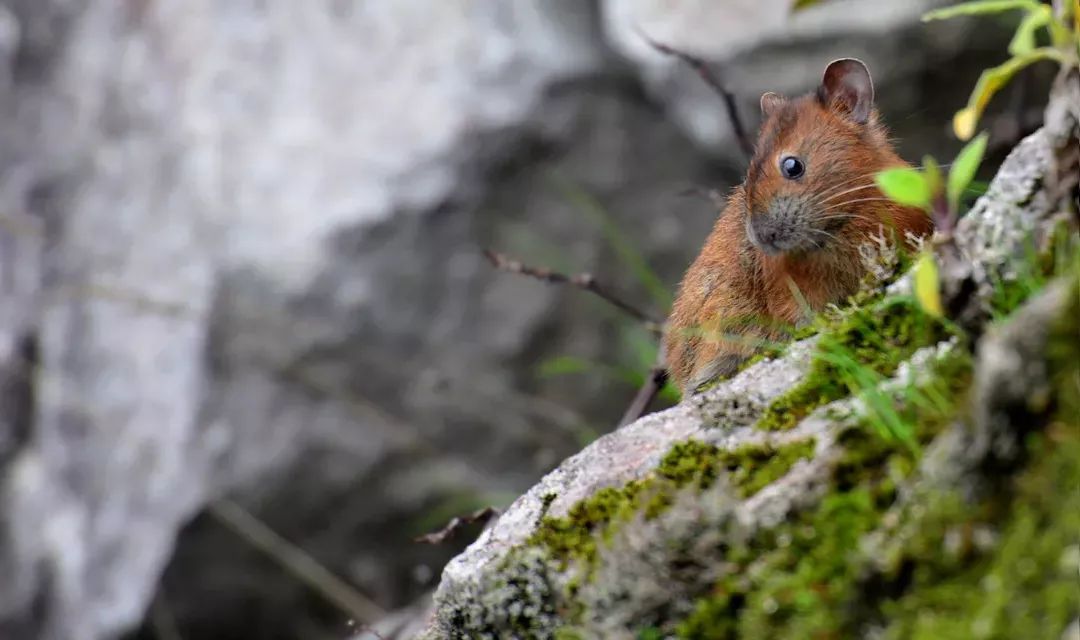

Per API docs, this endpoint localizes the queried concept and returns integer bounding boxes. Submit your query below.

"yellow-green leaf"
[914,250,944,318]
[1008,5,1052,55]
[791,0,827,11]
[947,132,989,212]
[922,0,1040,22]
[953,107,978,141]
[875,168,931,209]
[953,47,1067,140]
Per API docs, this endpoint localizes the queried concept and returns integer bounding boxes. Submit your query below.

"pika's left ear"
[817,58,874,124]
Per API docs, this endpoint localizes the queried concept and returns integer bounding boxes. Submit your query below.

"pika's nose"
[753,218,779,244]
[749,214,783,254]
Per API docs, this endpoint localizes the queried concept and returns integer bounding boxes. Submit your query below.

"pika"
[665,58,933,395]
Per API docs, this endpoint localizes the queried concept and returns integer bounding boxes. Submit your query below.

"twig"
[637,31,755,160]
[413,506,501,545]
[618,341,669,428]
[208,498,387,625]
[482,249,662,335]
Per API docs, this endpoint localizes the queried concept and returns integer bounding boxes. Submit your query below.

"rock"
[418,68,1080,638]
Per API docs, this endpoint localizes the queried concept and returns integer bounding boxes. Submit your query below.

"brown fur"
[665,60,933,394]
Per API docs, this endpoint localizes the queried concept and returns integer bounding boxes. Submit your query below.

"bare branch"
[637,32,755,160]
[482,249,662,334]
[413,506,501,545]
[617,341,669,428]
[208,499,387,625]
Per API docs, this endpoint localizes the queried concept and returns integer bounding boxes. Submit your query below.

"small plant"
[875,132,990,318]
[922,0,1080,140]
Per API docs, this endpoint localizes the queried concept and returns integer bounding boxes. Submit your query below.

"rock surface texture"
[0,0,1047,638]
[417,68,1080,639]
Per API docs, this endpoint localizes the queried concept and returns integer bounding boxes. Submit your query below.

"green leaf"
[875,168,931,209]
[947,131,989,213]
[913,249,944,318]
[1008,5,1052,55]
[922,0,1040,22]
[791,0,827,11]
[952,47,1067,140]
[965,179,991,197]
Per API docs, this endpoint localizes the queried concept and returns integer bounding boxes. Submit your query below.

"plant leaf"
[875,168,931,209]
[913,249,944,318]
[791,0,827,10]
[922,0,1040,22]
[947,131,990,212]
[953,107,979,142]
[1008,5,1052,55]
[952,47,1067,140]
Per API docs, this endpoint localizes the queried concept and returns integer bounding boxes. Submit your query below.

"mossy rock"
[420,108,1080,640]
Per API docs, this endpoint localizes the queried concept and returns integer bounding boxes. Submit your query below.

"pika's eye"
[780,156,805,180]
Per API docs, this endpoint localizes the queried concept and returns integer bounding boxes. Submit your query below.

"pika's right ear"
[817,58,874,124]
[760,92,785,117]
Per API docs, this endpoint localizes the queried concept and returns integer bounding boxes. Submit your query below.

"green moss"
[529,480,650,568]
[528,440,726,568]
[757,295,952,431]
[674,348,975,639]
[654,440,724,488]
[989,221,1079,318]
[676,489,887,639]
[530,438,817,569]
[878,426,1080,639]
[716,439,817,498]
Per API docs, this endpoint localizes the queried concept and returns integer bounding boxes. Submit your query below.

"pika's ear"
[817,58,874,124]
[760,91,786,117]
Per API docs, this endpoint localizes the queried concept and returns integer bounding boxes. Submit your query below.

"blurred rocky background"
[0,1,1051,639]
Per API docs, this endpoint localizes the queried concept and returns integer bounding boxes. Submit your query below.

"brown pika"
[665,58,933,395]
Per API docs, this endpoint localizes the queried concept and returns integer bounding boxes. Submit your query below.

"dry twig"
[638,32,755,160]
[413,506,501,545]
[482,249,662,335]
[617,340,669,428]
[209,499,387,625]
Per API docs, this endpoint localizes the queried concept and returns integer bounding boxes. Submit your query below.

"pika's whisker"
[809,227,842,244]
[821,197,897,211]
[810,171,886,202]
[815,213,879,225]
[814,183,882,206]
